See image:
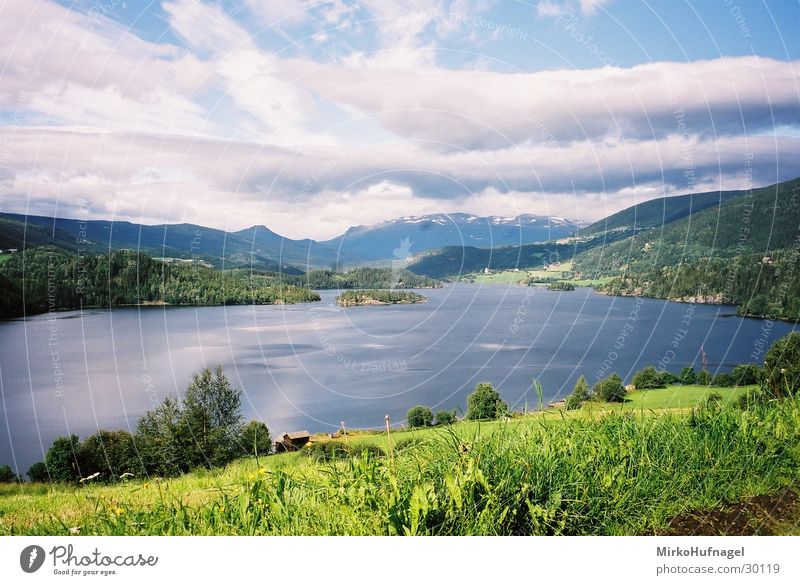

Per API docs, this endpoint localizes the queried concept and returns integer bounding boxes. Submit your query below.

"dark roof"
[282,431,311,440]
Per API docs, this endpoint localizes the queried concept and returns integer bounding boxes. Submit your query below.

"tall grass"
[6,398,800,535]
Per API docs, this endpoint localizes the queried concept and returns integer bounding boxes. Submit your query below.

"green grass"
[1,385,796,536]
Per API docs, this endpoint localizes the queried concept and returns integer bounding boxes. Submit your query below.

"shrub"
[658,370,679,385]
[466,383,507,420]
[305,441,349,462]
[407,406,433,428]
[731,363,760,386]
[0,464,19,483]
[238,421,271,457]
[394,437,427,453]
[712,373,734,387]
[763,332,800,397]
[45,435,82,482]
[679,367,697,385]
[349,443,385,459]
[79,430,139,481]
[592,373,626,403]
[696,371,711,386]
[632,366,665,390]
[27,461,49,482]
[565,376,590,410]
[434,410,456,426]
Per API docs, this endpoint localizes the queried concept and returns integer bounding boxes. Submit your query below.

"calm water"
[0,284,795,472]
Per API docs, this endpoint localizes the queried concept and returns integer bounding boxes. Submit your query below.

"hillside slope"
[574,178,800,277]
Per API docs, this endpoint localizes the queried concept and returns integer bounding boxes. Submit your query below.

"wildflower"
[69,526,81,534]
[80,472,101,483]
[114,507,124,516]
[119,472,134,480]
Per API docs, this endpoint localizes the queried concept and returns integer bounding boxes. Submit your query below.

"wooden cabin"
[275,431,311,453]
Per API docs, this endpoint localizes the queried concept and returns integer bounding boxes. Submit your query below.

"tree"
[565,376,590,410]
[712,373,734,387]
[238,421,271,457]
[466,383,507,420]
[632,366,666,390]
[0,464,19,483]
[696,371,711,386]
[135,395,185,476]
[658,370,679,385]
[763,332,800,397]
[731,363,760,386]
[679,367,697,385]
[592,373,627,403]
[180,366,243,468]
[407,406,433,428]
[79,430,138,481]
[45,435,82,482]
[27,461,49,482]
[434,410,456,426]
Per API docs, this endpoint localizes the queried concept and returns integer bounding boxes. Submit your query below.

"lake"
[0,284,795,473]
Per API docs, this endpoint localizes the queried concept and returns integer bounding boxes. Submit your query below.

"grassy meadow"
[2,384,799,536]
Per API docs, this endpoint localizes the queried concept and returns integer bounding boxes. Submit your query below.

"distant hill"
[579,188,746,236]
[0,213,337,273]
[319,213,584,263]
[582,177,800,320]
[0,212,585,271]
[573,178,800,277]
[407,230,631,279]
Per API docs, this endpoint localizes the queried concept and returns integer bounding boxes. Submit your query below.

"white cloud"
[288,56,800,149]
[0,1,797,243]
[2,126,796,238]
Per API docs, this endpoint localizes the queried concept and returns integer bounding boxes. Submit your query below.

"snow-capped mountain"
[319,213,585,263]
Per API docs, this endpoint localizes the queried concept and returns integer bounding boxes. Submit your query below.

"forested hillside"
[0,247,320,318]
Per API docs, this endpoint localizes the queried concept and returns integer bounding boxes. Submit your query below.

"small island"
[335,289,427,307]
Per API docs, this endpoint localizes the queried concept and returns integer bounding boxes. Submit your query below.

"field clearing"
[1,384,781,536]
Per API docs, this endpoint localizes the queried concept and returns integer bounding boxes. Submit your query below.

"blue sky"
[2,0,799,238]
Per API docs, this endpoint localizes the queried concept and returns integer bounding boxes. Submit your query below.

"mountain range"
[406,181,797,278]
[0,212,582,271]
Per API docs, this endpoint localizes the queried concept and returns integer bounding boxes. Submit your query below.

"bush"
[79,430,139,481]
[658,370,679,385]
[238,421,271,457]
[712,373,734,387]
[434,410,456,426]
[45,435,82,482]
[27,461,49,482]
[632,366,666,390]
[349,443,385,459]
[394,437,427,453]
[679,367,697,385]
[565,376,590,410]
[0,464,19,483]
[466,383,507,420]
[731,363,760,386]
[407,405,433,428]
[696,371,711,386]
[305,441,349,462]
[763,332,800,397]
[592,373,626,403]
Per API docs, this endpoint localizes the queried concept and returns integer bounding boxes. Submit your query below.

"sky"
[0,0,798,240]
